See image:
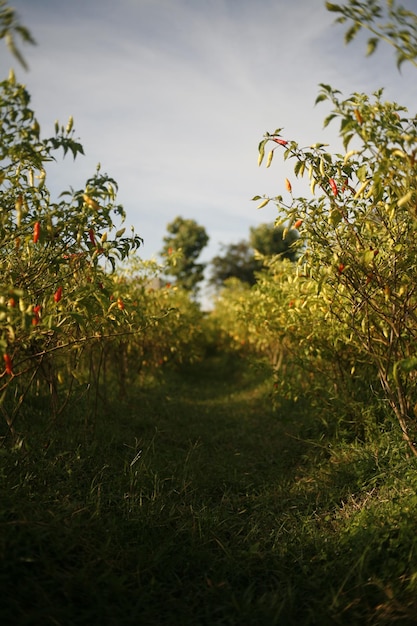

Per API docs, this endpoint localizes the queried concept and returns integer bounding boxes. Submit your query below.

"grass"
[1,351,417,625]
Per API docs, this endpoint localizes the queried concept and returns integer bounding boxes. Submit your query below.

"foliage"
[0,0,35,69]
[0,68,146,436]
[326,0,417,70]
[210,277,252,353]
[0,2,210,442]
[253,3,417,453]
[209,240,260,287]
[250,221,300,260]
[211,257,376,433]
[160,216,209,293]
[0,4,417,624]
[100,257,209,397]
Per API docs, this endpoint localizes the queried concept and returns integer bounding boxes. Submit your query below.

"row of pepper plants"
[0,68,205,442]
[213,83,417,454]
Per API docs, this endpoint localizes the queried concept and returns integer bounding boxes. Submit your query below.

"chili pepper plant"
[256,85,417,453]
[0,69,143,438]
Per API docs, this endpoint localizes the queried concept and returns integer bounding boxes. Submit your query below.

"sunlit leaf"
[345,23,361,44]
[366,37,379,56]
[325,2,342,12]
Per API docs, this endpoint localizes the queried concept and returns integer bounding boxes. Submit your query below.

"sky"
[1,0,416,292]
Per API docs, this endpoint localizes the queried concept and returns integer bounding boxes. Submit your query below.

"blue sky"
[1,0,416,282]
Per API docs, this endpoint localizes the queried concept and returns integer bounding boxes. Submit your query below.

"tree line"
[160,216,300,294]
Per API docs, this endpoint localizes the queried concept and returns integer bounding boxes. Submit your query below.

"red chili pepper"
[33,221,40,243]
[88,228,96,246]
[285,178,292,193]
[338,263,345,274]
[3,353,13,376]
[32,304,41,325]
[272,138,288,146]
[53,286,63,303]
[117,297,125,310]
[329,178,338,196]
[294,219,303,229]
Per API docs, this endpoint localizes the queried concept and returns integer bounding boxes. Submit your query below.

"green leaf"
[294,160,305,178]
[393,357,417,385]
[363,250,375,265]
[399,356,417,373]
[323,113,337,128]
[5,33,29,70]
[315,93,328,105]
[345,23,361,45]
[366,37,379,56]
[396,52,409,70]
[340,117,355,133]
[398,190,413,207]
[258,140,266,166]
[356,164,367,182]
[325,2,342,12]
[343,133,354,151]
[329,208,342,227]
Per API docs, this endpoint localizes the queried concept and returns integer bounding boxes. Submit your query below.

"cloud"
[1,0,416,270]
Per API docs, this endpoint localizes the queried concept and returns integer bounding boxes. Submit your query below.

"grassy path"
[1,354,417,625]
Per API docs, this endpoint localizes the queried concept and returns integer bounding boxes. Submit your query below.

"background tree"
[160,216,209,293]
[209,240,260,288]
[249,222,300,260]
[209,222,300,288]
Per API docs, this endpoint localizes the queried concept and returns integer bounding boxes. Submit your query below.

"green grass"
[1,352,417,625]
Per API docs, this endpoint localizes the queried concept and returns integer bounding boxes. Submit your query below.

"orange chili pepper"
[354,108,363,124]
[3,353,13,376]
[33,221,40,243]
